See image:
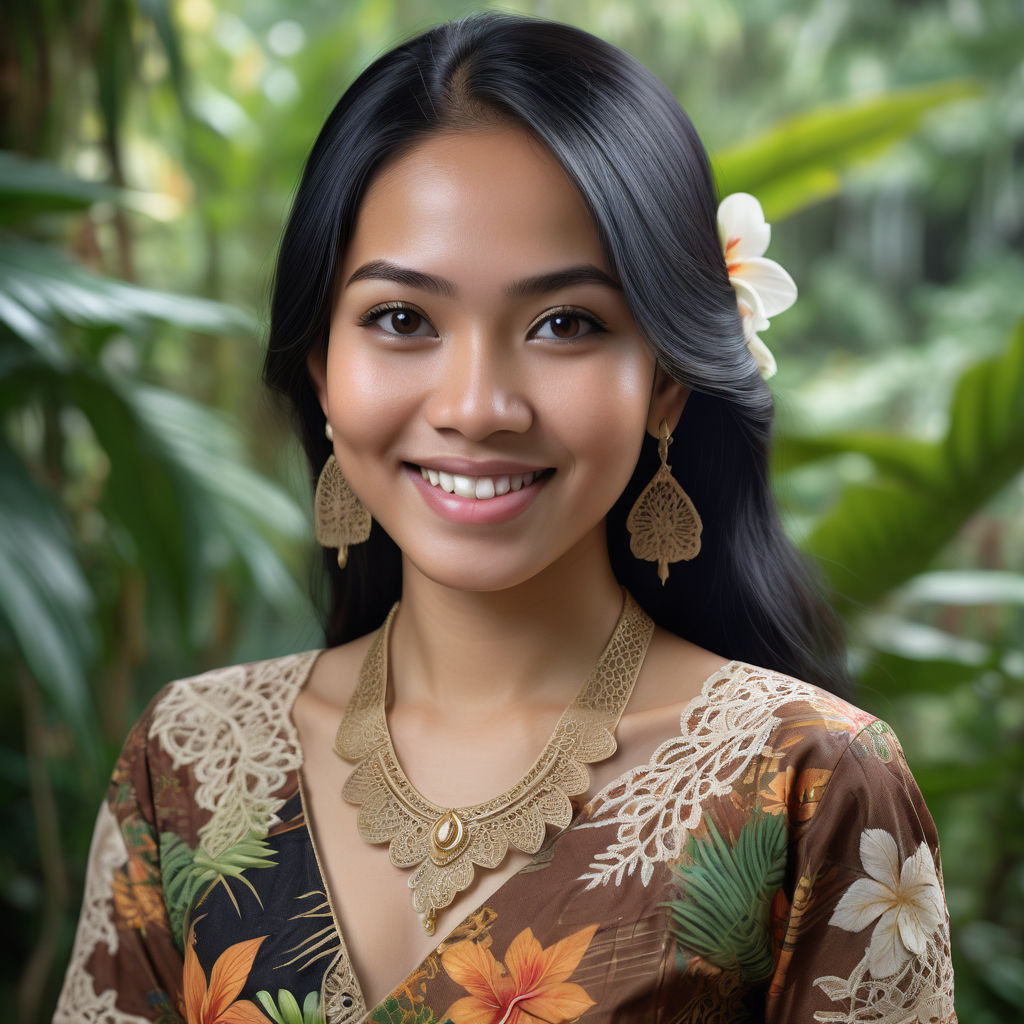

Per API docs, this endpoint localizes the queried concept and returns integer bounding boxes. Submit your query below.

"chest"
[292,690,692,1008]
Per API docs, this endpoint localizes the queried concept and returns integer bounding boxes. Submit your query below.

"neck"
[389,531,626,713]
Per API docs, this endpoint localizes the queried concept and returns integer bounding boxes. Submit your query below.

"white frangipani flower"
[829,828,945,979]
[717,192,797,379]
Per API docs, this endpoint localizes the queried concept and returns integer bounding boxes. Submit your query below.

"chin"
[410,558,552,595]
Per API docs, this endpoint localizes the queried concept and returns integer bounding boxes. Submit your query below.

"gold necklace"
[333,591,654,934]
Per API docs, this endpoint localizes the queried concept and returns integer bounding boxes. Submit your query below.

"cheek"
[323,336,414,450]
[550,353,654,457]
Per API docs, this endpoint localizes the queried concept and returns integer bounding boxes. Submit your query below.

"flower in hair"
[717,192,797,379]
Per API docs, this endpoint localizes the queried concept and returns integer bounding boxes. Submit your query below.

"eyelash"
[356,302,609,341]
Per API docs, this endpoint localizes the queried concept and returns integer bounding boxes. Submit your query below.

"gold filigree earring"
[314,422,372,568]
[626,419,702,584]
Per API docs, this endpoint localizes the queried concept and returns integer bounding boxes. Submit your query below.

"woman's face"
[311,127,687,592]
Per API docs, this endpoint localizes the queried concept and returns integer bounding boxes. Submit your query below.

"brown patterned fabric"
[54,652,956,1024]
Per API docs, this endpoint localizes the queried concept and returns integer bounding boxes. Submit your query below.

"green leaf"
[190,831,278,913]
[912,761,1007,798]
[892,571,1024,607]
[61,370,307,627]
[856,646,992,698]
[803,320,1024,612]
[0,440,97,762]
[256,992,286,1024]
[0,152,122,222]
[368,997,444,1024]
[301,991,325,1024]
[714,80,979,220]
[665,809,787,982]
[0,240,257,339]
[775,433,943,489]
[278,990,302,1024]
[159,831,199,951]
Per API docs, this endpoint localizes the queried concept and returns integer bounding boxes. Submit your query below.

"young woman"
[56,12,956,1023]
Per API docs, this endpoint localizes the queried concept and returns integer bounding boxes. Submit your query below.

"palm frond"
[665,809,787,982]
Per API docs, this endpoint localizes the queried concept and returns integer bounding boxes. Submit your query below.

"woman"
[55,12,956,1023]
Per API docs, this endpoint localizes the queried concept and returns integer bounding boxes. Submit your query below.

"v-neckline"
[289,644,741,1018]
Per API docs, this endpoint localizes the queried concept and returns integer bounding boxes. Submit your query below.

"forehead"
[340,128,610,288]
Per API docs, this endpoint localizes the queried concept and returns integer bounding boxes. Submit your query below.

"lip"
[407,457,550,476]
[403,462,552,525]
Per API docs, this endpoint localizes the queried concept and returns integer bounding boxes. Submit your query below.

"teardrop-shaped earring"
[314,422,372,568]
[626,419,702,584]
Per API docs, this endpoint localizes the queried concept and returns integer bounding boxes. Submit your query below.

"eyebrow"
[344,259,622,298]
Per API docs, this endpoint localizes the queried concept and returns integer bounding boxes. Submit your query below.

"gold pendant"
[334,592,654,934]
[429,811,470,865]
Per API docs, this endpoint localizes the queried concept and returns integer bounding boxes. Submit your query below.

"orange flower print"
[762,767,832,821]
[182,926,270,1024]
[442,924,598,1024]
[112,827,166,933]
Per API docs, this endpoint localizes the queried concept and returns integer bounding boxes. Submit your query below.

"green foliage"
[159,831,198,953]
[190,833,279,915]
[666,810,788,982]
[783,320,1024,613]
[0,441,97,760]
[715,80,979,221]
[256,988,326,1024]
[369,995,448,1024]
[0,154,121,224]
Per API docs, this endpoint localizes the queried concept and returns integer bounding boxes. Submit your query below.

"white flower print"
[829,828,945,979]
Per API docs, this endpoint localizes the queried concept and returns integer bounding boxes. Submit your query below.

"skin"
[295,126,727,1003]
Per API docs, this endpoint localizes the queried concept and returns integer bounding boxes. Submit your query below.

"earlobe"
[306,346,330,419]
[647,368,691,438]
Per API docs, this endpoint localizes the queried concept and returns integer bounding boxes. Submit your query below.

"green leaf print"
[190,831,278,913]
[159,831,199,952]
[369,995,451,1024]
[256,989,325,1024]
[160,828,278,949]
[666,809,788,982]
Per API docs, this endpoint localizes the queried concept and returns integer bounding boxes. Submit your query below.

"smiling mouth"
[412,465,555,500]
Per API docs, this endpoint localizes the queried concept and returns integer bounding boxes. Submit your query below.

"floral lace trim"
[149,649,367,1018]
[52,802,151,1023]
[149,650,320,859]
[577,662,826,889]
[812,925,956,1023]
[814,830,956,1023]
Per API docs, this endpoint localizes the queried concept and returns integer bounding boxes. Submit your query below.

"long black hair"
[262,11,850,696]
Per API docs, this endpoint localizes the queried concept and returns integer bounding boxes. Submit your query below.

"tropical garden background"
[1,0,1021,1020]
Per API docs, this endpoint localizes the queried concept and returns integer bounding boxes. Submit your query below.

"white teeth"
[417,465,547,499]
[452,474,475,498]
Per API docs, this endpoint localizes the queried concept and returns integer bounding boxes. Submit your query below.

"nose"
[423,332,533,440]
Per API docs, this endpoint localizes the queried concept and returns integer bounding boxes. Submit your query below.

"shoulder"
[142,647,323,754]
[113,649,322,852]
[705,659,887,762]
[702,661,931,835]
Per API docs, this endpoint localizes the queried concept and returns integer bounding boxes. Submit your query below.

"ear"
[306,346,330,420]
[647,366,691,437]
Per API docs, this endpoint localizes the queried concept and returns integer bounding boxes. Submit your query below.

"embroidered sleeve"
[53,707,185,1022]
[766,722,957,1024]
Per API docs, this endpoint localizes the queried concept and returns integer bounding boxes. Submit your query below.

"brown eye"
[531,308,607,342]
[390,310,423,334]
[359,304,436,337]
[550,314,581,338]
